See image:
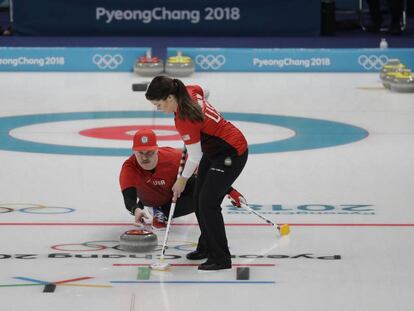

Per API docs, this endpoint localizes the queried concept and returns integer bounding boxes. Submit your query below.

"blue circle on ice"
[0,111,368,156]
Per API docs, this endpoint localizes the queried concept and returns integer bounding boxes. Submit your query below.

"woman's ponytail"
[146,76,203,122]
[174,78,203,122]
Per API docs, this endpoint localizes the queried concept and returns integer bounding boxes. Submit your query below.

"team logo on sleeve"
[182,134,191,141]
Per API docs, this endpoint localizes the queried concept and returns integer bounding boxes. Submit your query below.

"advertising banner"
[11,0,320,36]
[3,47,413,73]
[0,47,148,72]
[168,48,414,72]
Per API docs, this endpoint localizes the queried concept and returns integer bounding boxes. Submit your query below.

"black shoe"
[186,250,208,260]
[198,260,232,271]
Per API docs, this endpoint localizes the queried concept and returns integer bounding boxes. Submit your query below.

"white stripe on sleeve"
[181,142,203,179]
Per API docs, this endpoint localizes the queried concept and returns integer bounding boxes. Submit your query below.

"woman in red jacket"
[145,76,248,271]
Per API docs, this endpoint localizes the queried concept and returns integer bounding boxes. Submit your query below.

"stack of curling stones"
[134,50,164,77]
[380,59,414,93]
[119,229,158,252]
[165,51,195,77]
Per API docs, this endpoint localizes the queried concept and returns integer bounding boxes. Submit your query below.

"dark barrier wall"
[11,0,320,36]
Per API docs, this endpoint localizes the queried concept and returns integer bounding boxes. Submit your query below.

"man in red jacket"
[120,129,245,229]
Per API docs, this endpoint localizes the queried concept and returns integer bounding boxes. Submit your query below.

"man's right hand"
[134,208,151,226]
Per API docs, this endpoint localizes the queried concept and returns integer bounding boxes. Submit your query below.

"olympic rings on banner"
[0,203,75,214]
[195,54,226,70]
[92,54,123,70]
[358,55,388,70]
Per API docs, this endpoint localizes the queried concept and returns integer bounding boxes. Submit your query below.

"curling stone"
[381,71,400,89]
[380,59,406,83]
[389,70,414,93]
[133,50,164,77]
[381,69,411,89]
[381,58,403,70]
[165,51,195,77]
[119,229,158,253]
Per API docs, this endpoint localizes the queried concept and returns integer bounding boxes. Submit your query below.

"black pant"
[193,150,248,264]
[367,0,404,25]
[161,175,196,218]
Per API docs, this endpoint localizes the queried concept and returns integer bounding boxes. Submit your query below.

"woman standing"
[145,76,248,271]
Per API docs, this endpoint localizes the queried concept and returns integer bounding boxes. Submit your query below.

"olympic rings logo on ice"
[52,240,123,252]
[0,203,75,214]
[92,54,123,70]
[51,240,197,252]
[358,55,389,70]
[195,54,226,70]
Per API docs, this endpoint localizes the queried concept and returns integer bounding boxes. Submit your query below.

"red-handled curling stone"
[133,49,164,77]
[120,229,158,253]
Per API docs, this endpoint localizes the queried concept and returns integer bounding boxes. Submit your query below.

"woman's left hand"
[172,177,188,202]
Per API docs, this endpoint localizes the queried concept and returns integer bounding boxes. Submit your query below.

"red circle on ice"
[79,125,179,141]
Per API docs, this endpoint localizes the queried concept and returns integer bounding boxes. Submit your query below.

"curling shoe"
[152,207,167,229]
[198,260,232,271]
[186,250,208,260]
